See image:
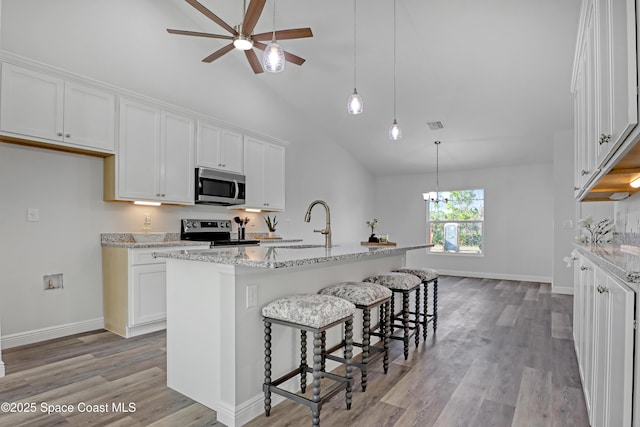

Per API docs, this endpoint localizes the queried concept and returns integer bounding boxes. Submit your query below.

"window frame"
[424,188,485,256]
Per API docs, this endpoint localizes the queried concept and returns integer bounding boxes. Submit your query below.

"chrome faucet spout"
[304,200,332,248]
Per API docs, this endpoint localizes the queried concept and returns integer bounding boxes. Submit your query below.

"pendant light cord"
[353,0,357,89]
[272,0,277,42]
[393,0,397,119]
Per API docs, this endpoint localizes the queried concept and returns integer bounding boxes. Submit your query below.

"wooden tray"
[360,241,397,246]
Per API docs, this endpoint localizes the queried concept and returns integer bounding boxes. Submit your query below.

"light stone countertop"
[153,243,430,269]
[574,244,640,284]
[101,233,303,249]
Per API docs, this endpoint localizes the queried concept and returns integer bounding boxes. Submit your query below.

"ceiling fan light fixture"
[233,34,253,50]
[347,89,363,114]
[389,119,402,140]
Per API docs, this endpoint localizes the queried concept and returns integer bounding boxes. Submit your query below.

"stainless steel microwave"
[195,168,246,205]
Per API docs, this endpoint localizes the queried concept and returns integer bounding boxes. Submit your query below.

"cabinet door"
[196,120,222,169]
[161,111,194,204]
[219,128,244,173]
[579,257,596,417]
[592,268,609,426]
[63,82,115,152]
[130,263,167,326]
[596,0,638,164]
[244,136,266,207]
[601,275,634,427]
[0,63,64,141]
[583,1,598,188]
[118,99,161,200]
[264,143,285,210]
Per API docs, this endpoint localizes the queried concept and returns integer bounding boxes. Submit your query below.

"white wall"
[0,0,375,344]
[552,130,576,294]
[374,163,555,282]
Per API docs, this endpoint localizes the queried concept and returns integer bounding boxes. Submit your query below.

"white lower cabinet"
[574,250,635,426]
[102,245,207,337]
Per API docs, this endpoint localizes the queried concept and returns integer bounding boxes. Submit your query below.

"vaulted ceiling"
[165,0,581,175]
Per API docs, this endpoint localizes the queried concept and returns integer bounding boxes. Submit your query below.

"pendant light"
[429,141,448,204]
[389,0,401,140]
[263,0,285,73]
[347,0,363,114]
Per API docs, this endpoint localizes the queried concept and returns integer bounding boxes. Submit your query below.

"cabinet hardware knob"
[581,170,589,176]
[574,187,580,191]
[65,133,71,138]
[57,132,63,137]
[598,134,611,145]
[580,265,588,271]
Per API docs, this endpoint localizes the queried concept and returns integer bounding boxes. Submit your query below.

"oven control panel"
[182,219,232,233]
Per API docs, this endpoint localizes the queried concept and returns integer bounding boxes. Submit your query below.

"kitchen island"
[155,242,429,427]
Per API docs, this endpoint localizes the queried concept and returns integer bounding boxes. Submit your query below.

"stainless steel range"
[180,219,259,246]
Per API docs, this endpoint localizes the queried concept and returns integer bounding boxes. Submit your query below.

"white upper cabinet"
[196,120,243,173]
[114,98,194,204]
[573,0,638,198]
[595,0,638,165]
[243,136,285,211]
[0,62,115,153]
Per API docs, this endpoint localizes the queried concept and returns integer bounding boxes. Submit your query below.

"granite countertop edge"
[574,243,640,284]
[154,244,430,269]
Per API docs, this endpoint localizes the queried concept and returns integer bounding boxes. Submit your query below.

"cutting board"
[360,241,397,246]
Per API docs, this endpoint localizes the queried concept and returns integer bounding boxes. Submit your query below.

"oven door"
[195,168,246,205]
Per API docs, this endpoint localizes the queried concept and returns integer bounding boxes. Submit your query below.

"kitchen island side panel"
[165,254,405,427]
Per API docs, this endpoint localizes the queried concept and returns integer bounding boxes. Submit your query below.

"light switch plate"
[246,284,258,308]
[27,208,39,222]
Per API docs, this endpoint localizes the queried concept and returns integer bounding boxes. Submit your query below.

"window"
[423,189,484,255]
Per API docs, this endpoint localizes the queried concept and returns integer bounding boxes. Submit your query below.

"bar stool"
[319,281,392,392]
[364,272,422,360]
[392,267,439,338]
[262,294,356,427]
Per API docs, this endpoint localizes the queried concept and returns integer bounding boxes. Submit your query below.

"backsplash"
[614,191,640,245]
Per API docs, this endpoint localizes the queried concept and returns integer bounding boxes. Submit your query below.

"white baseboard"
[0,360,5,378]
[433,269,552,284]
[1,318,104,349]
[552,285,574,295]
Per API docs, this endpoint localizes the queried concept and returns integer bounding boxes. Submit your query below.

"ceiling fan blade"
[254,41,306,66]
[252,28,313,42]
[185,0,238,35]
[245,49,264,74]
[202,43,235,63]
[243,0,266,35]
[167,29,234,40]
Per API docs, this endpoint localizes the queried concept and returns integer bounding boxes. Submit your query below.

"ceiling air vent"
[427,121,445,131]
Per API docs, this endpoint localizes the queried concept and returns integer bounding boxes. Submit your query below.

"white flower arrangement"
[578,217,614,245]
[366,218,378,234]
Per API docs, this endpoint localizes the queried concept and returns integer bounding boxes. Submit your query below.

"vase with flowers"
[366,218,379,243]
[265,215,278,238]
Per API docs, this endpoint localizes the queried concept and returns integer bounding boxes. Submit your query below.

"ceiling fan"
[167,0,313,74]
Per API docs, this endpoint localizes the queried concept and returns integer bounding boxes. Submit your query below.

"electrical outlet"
[43,273,63,290]
[246,284,258,308]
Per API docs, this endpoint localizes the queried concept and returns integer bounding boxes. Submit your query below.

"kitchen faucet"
[304,200,332,248]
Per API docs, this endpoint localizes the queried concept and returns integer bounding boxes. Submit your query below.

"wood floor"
[0,276,589,426]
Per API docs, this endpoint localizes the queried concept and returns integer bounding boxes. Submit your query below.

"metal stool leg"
[423,281,429,340]
[361,307,370,391]
[383,300,390,374]
[402,291,410,360]
[263,320,272,416]
[414,285,421,347]
[344,318,353,410]
[433,278,438,332]
[300,330,307,393]
[312,331,322,426]
[321,331,326,372]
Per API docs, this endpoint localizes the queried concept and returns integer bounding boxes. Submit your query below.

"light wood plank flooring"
[0,276,589,426]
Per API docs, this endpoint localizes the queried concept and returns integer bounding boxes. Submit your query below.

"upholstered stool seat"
[392,267,439,336]
[262,294,356,426]
[319,282,392,391]
[364,272,422,360]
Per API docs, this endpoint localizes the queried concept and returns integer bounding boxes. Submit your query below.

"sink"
[270,244,334,249]
[132,232,166,243]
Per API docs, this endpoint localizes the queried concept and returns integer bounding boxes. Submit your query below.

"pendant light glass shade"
[347,89,363,114]
[263,39,285,73]
[262,0,285,73]
[389,119,402,140]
